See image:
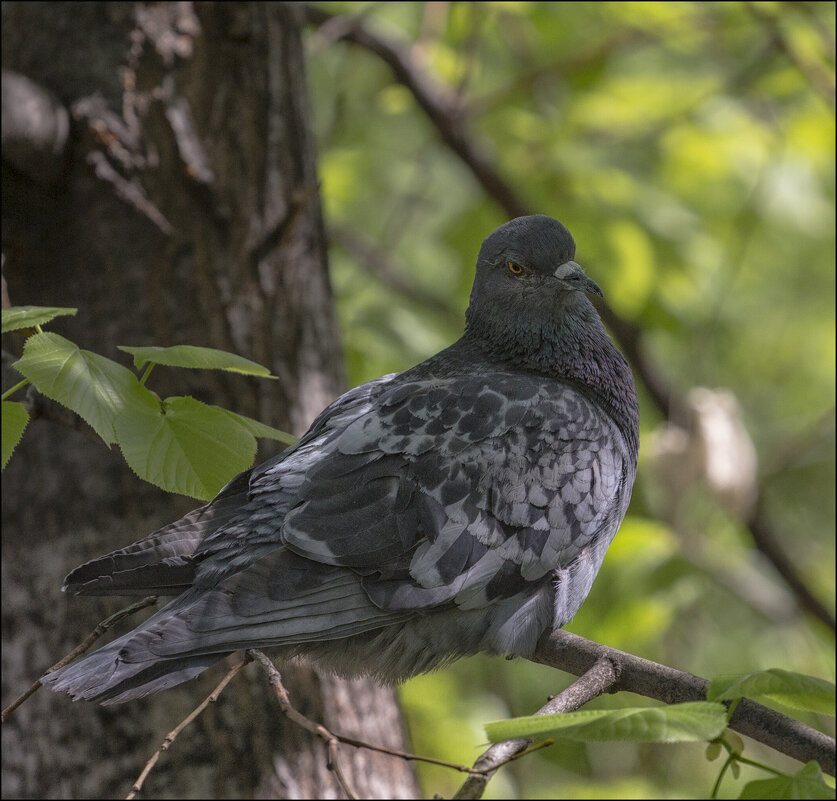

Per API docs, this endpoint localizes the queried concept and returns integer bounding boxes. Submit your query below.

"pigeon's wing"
[62,374,401,597]
[280,371,632,613]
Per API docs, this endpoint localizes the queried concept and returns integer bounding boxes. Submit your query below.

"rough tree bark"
[1,3,419,798]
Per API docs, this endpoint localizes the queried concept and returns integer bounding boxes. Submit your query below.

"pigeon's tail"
[40,625,225,705]
[64,472,253,596]
[44,548,406,703]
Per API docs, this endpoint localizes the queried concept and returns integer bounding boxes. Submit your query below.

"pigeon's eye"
[507,261,524,275]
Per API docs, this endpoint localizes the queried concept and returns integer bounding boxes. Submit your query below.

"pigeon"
[43,214,639,704]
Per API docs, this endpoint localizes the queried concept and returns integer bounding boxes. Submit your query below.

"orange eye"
[507,261,524,275]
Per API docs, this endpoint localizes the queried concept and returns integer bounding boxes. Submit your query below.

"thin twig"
[453,656,619,799]
[246,648,509,790]
[1,596,158,722]
[333,732,475,773]
[326,738,358,801]
[125,656,250,800]
[247,649,358,799]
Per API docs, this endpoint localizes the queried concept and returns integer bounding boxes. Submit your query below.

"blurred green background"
[303,2,835,798]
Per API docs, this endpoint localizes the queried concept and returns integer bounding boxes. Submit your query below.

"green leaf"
[708,670,836,715]
[1,401,29,469]
[12,332,149,444]
[114,394,257,500]
[723,731,744,756]
[485,702,727,744]
[118,345,275,377]
[2,306,77,333]
[219,409,297,445]
[738,761,834,800]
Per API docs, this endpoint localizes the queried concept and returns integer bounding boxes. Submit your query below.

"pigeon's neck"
[462,295,639,459]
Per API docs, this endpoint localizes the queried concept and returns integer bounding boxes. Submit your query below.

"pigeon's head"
[471,214,601,302]
[466,215,603,341]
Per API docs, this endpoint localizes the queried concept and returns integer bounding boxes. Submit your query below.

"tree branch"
[246,650,359,798]
[533,629,836,776]
[454,656,618,800]
[303,4,529,219]
[302,4,835,635]
[745,502,836,633]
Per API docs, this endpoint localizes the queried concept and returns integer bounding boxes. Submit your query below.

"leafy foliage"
[13,332,146,445]
[1,401,29,469]
[3,310,293,499]
[485,702,728,744]
[113,394,259,500]
[708,669,837,716]
[738,762,835,800]
[1,305,77,333]
[118,345,276,377]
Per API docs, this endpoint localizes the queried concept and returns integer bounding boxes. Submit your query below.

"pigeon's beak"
[555,261,604,297]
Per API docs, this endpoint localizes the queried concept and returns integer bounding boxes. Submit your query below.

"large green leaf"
[485,702,727,744]
[1,401,29,469]
[12,332,149,444]
[738,761,835,800]
[219,409,297,445]
[114,394,257,500]
[118,345,275,377]
[708,670,836,716]
[2,306,77,333]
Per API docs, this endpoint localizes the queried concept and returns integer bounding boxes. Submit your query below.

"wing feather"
[278,372,630,613]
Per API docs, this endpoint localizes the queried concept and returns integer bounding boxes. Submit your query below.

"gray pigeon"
[43,215,639,704]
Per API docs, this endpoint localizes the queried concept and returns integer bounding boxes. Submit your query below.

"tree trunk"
[1,3,420,798]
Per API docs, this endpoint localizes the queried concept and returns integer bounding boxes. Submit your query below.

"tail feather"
[44,548,402,703]
[99,658,222,706]
[41,633,223,705]
[64,471,252,596]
